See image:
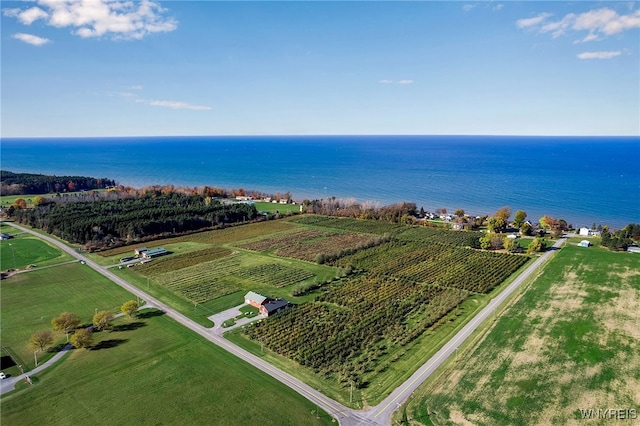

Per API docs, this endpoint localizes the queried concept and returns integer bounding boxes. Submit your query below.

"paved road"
[2,221,564,425]
[0,344,73,395]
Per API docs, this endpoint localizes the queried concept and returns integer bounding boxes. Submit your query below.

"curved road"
[3,222,563,425]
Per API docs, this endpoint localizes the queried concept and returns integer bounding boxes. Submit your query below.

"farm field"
[400,243,640,425]
[0,311,331,426]
[0,262,134,372]
[0,230,73,270]
[230,215,532,406]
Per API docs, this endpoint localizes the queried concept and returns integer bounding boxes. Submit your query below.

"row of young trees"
[0,171,116,195]
[28,301,140,363]
[10,192,258,247]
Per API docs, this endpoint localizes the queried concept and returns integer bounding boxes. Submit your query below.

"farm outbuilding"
[141,247,169,259]
[245,291,268,309]
[134,247,148,256]
[578,240,591,247]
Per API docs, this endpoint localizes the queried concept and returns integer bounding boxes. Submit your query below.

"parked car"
[0,372,7,380]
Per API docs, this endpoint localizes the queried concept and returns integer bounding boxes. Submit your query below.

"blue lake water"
[1,135,638,229]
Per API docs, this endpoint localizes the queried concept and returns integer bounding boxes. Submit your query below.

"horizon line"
[2,133,639,140]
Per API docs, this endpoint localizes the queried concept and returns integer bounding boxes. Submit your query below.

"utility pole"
[34,350,38,367]
[350,381,353,404]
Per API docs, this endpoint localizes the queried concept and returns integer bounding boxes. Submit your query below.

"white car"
[0,372,7,380]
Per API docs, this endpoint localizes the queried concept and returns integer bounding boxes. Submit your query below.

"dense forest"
[11,192,257,247]
[0,171,116,195]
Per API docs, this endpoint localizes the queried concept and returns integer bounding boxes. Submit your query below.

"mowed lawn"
[0,234,72,270]
[405,244,640,425]
[1,263,134,370]
[1,311,331,426]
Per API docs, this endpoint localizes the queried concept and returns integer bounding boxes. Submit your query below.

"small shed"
[578,240,591,247]
[627,246,640,254]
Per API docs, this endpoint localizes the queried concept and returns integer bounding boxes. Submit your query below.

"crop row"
[137,247,233,276]
[186,220,296,244]
[396,226,483,248]
[237,228,330,252]
[245,276,468,386]
[289,215,404,235]
[154,256,243,303]
[275,233,382,262]
[235,264,314,287]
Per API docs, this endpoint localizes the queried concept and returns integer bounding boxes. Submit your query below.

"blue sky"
[2,1,639,137]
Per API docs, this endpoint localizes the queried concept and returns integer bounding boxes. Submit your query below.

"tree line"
[601,223,640,251]
[10,192,257,247]
[0,170,116,195]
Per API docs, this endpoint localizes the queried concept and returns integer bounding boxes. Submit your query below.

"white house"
[579,228,590,236]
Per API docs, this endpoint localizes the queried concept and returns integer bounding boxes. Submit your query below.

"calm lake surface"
[1,135,638,228]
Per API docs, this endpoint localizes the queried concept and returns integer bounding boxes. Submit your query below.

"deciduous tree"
[70,328,93,349]
[527,237,546,253]
[12,198,27,209]
[29,330,54,352]
[92,311,115,331]
[495,206,511,221]
[486,216,507,233]
[513,210,527,229]
[121,300,139,318]
[454,209,465,218]
[51,312,80,342]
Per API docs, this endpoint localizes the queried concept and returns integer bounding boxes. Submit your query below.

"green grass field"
[1,311,331,426]
[253,201,302,214]
[0,229,331,425]
[0,263,134,371]
[0,234,73,270]
[400,244,640,425]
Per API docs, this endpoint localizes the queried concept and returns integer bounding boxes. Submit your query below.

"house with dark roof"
[260,299,290,317]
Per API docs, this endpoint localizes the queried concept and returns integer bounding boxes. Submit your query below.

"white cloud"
[518,8,640,40]
[493,4,504,12]
[463,4,477,13]
[145,100,211,110]
[5,0,177,41]
[577,50,622,59]
[516,12,553,29]
[128,85,144,90]
[3,6,49,25]
[12,32,51,46]
[379,79,414,85]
